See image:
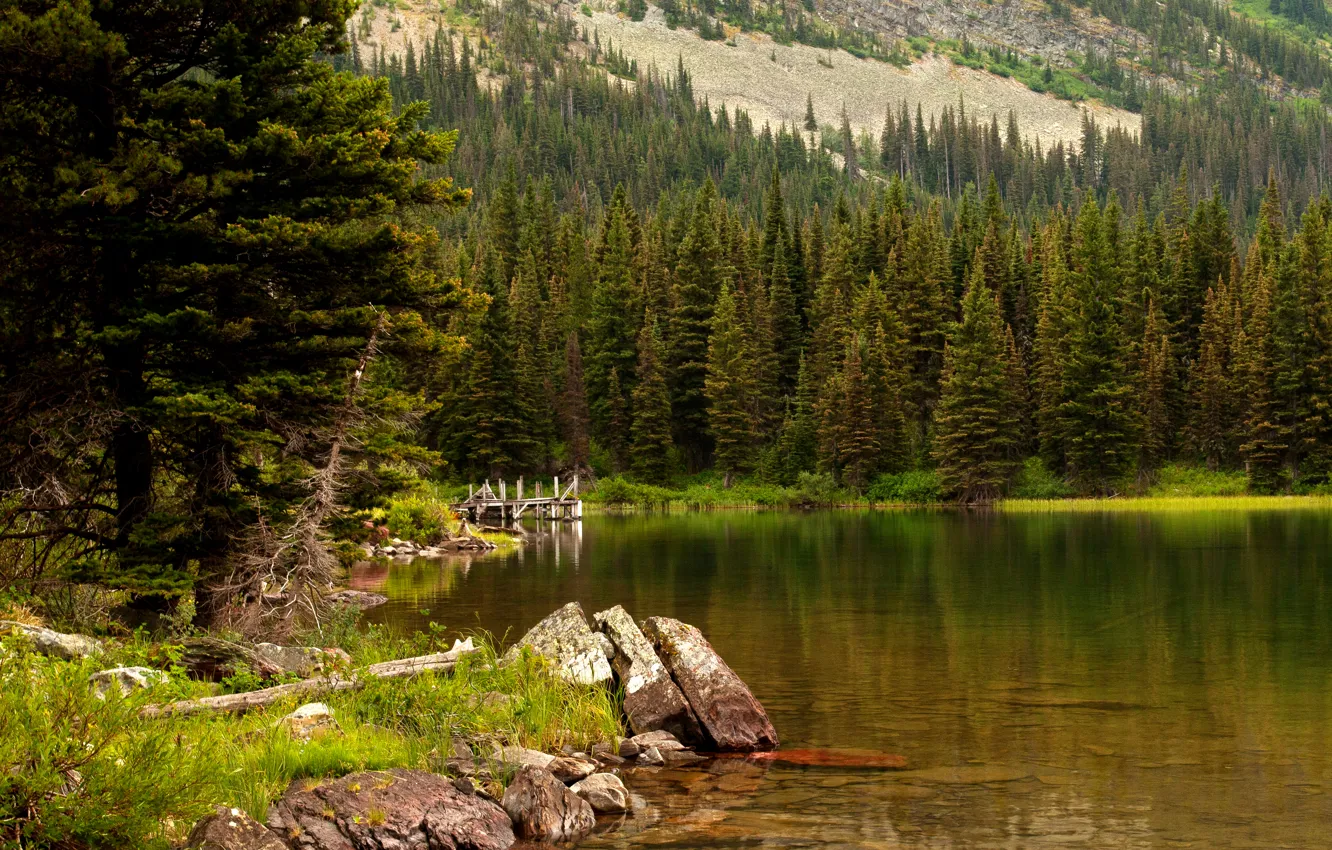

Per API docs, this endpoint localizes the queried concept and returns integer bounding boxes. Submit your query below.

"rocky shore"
[3,601,778,850]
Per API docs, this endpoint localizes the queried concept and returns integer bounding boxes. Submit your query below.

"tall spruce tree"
[1058,200,1136,493]
[933,262,1018,502]
[0,0,470,596]
[706,284,754,486]
[630,315,675,483]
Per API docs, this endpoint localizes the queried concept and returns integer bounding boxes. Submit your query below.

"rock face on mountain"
[594,605,703,745]
[641,616,779,752]
[502,602,613,686]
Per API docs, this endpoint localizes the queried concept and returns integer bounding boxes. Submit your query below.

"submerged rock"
[571,773,631,813]
[502,602,612,686]
[640,617,779,752]
[744,748,908,769]
[1,621,102,660]
[187,806,287,850]
[324,590,388,610]
[89,666,169,698]
[269,768,514,850]
[593,605,703,744]
[500,765,596,842]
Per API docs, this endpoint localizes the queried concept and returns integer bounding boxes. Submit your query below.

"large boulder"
[89,666,169,698]
[571,773,630,814]
[188,806,288,850]
[179,637,283,682]
[268,769,514,850]
[500,766,595,842]
[0,621,101,659]
[502,603,612,686]
[593,605,702,744]
[640,617,779,752]
[325,590,388,610]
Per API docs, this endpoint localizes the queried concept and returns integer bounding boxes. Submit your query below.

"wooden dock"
[453,475,582,523]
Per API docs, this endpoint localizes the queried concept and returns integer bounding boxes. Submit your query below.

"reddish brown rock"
[593,605,703,745]
[500,766,595,842]
[188,806,287,850]
[267,768,514,850]
[640,617,779,752]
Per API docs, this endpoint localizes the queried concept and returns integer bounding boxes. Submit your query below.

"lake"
[357,509,1332,848]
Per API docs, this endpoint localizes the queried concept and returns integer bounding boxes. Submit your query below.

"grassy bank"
[1001,495,1332,513]
[0,622,620,849]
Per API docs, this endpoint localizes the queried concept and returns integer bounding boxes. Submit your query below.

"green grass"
[1001,495,1332,513]
[0,626,622,849]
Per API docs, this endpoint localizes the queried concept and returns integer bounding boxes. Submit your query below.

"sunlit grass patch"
[1000,495,1332,513]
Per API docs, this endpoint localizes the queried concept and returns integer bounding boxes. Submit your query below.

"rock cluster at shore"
[4,602,776,850]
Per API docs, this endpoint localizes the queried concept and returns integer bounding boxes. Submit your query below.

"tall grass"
[0,629,623,849]
[1001,495,1332,513]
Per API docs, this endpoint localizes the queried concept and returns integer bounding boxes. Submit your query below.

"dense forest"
[348,0,1332,500]
[5,0,1332,606]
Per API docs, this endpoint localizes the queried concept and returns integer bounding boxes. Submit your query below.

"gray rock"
[571,772,631,813]
[636,746,665,766]
[502,603,612,686]
[491,745,556,772]
[324,590,388,610]
[500,766,595,842]
[277,702,339,742]
[547,755,597,784]
[88,666,169,698]
[269,768,514,850]
[187,806,287,850]
[593,631,615,661]
[0,621,102,659]
[254,643,351,677]
[617,738,641,759]
[641,617,779,752]
[662,750,707,766]
[628,730,685,752]
[593,605,702,744]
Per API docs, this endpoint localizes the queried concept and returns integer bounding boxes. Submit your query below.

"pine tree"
[1239,272,1287,492]
[706,284,754,486]
[670,180,726,469]
[1190,284,1238,469]
[933,263,1018,502]
[561,332,593,471]
[630,315,674,483]
[804,92,818,134]
[587,200,639,435]
[1059,200,1136,493]
[1137,298,1173,481]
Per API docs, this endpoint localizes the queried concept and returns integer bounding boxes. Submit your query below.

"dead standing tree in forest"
[214,311,392,638]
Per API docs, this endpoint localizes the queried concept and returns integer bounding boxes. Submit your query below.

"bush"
[1146,463,1248,497]
[383,496,455,543]
[867,470,943,503]
[583,476,676,507]
[794,471,843,506]
[1010,457,1073,500]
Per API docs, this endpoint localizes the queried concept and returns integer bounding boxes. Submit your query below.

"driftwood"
[140,642,480,719]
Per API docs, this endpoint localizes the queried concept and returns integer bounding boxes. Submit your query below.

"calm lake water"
[357,510,1332,849]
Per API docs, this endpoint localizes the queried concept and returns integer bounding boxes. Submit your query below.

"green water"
[357,510,1332,848]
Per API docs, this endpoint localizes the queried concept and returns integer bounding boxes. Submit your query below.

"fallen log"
[140,640,479,719]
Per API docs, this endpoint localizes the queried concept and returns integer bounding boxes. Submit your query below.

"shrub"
[1010,457,1073,500]
[383,497,454,543]
[794,471,843,506]
[1146,463,1248,497]
[868,470,943,503]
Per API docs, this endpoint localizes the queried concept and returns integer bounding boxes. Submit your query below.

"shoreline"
[580,495,1332,514]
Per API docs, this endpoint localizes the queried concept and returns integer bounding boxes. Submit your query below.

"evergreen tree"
[933,263,1018,502]
[630,315,675,483]
[1239,272,1287,491]
[1137,298,1174,480]
[561,332,593,471]
[706,284,754,486]
[1058,200,1136,493]
[586,200,639,435]
[670,181,727,469]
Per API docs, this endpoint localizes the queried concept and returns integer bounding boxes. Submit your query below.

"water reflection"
[358,510,1332,848]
